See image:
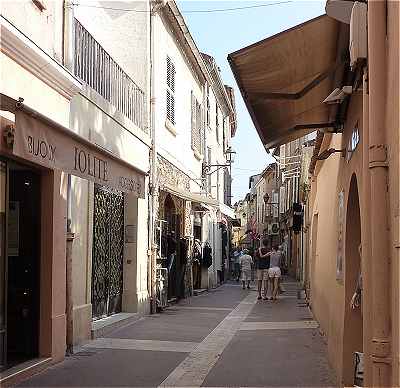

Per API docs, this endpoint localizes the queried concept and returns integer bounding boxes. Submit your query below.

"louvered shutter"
[196,100,202,152]
[166,56,176,125]
[191,91,196,149]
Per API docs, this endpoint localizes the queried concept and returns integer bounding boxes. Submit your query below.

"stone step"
[91,312,141,339]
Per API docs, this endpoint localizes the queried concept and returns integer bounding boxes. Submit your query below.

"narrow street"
[19,280,336,387]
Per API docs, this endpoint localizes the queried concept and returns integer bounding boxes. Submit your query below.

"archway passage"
[342,174,363,386]
[163,194,184,300]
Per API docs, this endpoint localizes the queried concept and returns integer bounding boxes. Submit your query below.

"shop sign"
[12,112,145,198]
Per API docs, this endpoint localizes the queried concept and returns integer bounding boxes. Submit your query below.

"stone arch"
[342,173,363,385]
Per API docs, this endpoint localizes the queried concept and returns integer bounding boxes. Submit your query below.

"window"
[191,91,203,154]
[166,56,176,125]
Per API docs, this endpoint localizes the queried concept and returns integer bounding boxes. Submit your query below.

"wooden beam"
[249,62,343,104]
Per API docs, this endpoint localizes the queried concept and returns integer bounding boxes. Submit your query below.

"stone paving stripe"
[239,320,319,331]
[175,306,232,311]
[159,293,256,387]
[83,338,199,353]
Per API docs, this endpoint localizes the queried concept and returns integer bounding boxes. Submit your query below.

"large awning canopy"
[228,15,340,149]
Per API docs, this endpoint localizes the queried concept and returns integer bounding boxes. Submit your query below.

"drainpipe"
[368,0,391,385]
[148,1,165,313]
[63,0,75,354]
[361,67,373,385]
[148,3,156,314]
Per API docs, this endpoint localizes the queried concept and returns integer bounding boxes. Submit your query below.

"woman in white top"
[268,245,283,300]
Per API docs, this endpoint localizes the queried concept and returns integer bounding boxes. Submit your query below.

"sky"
[177,0,326,203]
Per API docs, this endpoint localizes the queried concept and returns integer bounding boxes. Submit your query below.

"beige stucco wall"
[310,94,364,383]
[386,0,400,382]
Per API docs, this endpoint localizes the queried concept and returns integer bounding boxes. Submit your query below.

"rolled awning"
[228,15,340,149]
[162,183,219,207]
[219,203,235,219]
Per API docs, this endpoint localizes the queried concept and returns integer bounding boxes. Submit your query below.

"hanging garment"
[203,243,213,268]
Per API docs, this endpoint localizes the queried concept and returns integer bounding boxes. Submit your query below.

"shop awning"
[228,15,340,149]
[162,184,219,207]
[219,203,235,219]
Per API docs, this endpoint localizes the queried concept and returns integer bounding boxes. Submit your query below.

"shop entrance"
[163,194,183,301]
[0,161,41,370]
[91,185,124,319]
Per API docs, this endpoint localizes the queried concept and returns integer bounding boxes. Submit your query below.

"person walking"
[255,239,270,300]
[269,245,283,300]
[233,248,241,282]
[239,249,253,290]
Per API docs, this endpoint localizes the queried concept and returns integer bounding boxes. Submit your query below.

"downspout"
[63,0,75,354]
[148,0,165,313]
[367,0,391,385]
[361,66,373,385]
[148,2,157,314]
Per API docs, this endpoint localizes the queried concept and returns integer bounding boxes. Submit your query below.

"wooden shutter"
[166,56,175,124]
[191,91,196,149]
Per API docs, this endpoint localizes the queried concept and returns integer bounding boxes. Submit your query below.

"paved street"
[19,280,336,387]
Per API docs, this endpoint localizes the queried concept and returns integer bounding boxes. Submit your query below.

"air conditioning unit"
[350,2,367,69]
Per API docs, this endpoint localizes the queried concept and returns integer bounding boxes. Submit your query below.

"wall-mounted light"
[202,146,236,176]
[316,148,346,160]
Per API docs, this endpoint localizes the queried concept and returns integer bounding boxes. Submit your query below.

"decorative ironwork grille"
[74,19,146,131]
[92,185,124,319]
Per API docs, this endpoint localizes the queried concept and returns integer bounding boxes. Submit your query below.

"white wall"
[74,1,148,94]
[1,0,63,62]
[154,12,204,186]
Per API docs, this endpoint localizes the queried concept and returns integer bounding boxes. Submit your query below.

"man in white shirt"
[239,249,253,290]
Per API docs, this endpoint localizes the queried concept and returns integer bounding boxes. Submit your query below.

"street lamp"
[202,146,236,176]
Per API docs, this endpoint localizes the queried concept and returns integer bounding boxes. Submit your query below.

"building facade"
[150,1,236,303]
[0,0,236,384]
[229,1,400,385]
[68,0,151,347]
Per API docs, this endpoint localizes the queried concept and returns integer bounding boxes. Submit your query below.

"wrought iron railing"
[74,19,146,131]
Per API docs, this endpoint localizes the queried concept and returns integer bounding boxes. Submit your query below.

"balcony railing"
[74,19,146,131]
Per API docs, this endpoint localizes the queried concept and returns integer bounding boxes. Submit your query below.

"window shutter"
[166,56,175,92]
[167,90,175,125]
[196,100,202,152]
[191,91,196,149]
[166,56,176,125]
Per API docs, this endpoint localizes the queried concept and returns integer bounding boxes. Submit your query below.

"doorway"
[342,174,363,385]
[0,161,41,370]
[91,185,124,320]
[163,194,183,301]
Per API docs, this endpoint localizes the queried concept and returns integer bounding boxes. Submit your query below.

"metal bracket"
[3,125,15,149]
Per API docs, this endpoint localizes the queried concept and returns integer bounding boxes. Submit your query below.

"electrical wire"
[71,1,294,14]
[182,1,293,13]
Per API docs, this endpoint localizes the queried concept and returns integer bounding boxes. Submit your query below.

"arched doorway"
[342,174,363,386]
[163,194,183,300]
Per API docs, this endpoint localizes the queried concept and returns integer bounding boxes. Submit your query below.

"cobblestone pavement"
[19,279,337,387]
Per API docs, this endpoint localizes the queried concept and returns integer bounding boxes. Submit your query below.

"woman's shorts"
[268,266,281,278]
[257,269,269,281]
[241,269,252,281]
